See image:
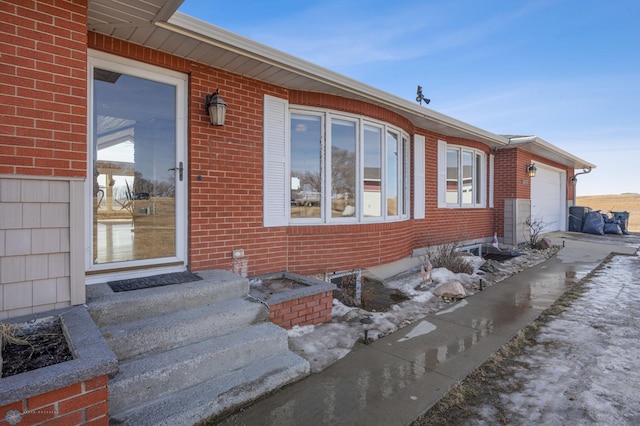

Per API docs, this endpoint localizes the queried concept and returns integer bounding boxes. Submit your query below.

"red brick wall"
[268,291,333,329]
[493,147,573,237]
[413,133,495,248]
[188,63,288,274]
[493,148,522,235]
[89,35,500,277]
[289,91,413,131]
[0,0,88,178]
[0,375,109,425]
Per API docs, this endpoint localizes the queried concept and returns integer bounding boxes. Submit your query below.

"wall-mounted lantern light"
[205,89,227,126]
[569,176,578,186]
[526,163,537,178]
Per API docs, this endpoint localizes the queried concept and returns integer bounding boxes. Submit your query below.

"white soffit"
[507,136,596,170]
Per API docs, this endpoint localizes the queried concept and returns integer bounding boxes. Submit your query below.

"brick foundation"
[0,375,109,426]
[268,290,333,329]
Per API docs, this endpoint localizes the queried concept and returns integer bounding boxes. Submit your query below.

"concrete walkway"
[216,232,640,426]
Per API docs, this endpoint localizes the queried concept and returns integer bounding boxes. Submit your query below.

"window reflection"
[386,131,399,216]
[93,69,176,264]
[446,149,459,204]
[290,114,322,218]
[364,125,382,217]
[331,120,356,218]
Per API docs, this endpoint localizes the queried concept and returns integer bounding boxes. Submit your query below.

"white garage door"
[531,166,566,232]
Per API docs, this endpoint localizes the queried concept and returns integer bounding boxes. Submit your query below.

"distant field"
[576,193,640,232]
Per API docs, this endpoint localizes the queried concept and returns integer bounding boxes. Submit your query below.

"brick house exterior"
[0,0,594,320]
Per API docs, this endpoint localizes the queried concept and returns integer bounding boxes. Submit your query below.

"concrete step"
[87,270,311,424]
[109,350,310,426]
[101,297,268,361]
[109,322,292,414]
[87,270,248,327]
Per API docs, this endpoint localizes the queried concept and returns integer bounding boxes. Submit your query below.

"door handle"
[169,162,183,181]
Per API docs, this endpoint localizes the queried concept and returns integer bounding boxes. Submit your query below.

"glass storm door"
[89,55,186,271]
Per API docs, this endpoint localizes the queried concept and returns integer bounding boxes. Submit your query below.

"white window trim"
[403,134,411,218]
[384,128,405,220]
[438,141,487,209]
[361,121,385,223]
[285,109,325,225]
[85,50,188,273]
[327,113,360,224]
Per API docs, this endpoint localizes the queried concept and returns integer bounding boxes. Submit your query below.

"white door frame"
[85,50,188,283]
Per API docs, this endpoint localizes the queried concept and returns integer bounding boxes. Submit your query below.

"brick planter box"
[0,375,109,425]
[0,307,118,425]
[250,272,336,329]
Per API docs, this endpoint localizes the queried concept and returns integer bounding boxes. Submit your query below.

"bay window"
[284,104,409,224]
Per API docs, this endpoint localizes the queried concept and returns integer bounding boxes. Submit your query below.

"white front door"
[86,52,187,280]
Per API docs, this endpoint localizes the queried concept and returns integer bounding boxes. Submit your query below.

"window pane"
[291,114,322,218]
[93,69,176,264]
[462,151,473,204]
[331,119,356,218]
[446,149,459,204]
[363,125,382,217]
[476,153,483,205]
[386,131,399,216]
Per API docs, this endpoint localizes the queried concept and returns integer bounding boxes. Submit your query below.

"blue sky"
[179,0,639,196]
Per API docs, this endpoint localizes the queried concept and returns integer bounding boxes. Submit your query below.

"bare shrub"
[524,215,551,249]
[1,323,31,350]
[427,242,474,275]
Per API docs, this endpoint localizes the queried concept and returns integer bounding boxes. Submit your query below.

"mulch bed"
[483,252,523,262]
[2,318,73,378]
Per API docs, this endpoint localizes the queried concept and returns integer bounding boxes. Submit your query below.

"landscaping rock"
[536,238,554,249]
[433,281,467,300]
[480,259,503,273]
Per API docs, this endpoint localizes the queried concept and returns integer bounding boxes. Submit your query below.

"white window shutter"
[489,154,494,208]
[437,140,447,208]
[413,135,425,219]
[263,95,289,227]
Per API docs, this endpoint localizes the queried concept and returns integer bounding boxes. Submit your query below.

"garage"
[531,165,567,232]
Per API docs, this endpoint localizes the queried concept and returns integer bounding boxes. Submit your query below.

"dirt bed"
[2,318,73,378]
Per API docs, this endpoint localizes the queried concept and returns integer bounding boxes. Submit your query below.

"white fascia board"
[508,136,596,170]
[162,12,508,148]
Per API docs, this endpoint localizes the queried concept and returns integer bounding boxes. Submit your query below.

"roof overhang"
[505,136,596,170]
[87,0,507,148]
[86,0,596,171]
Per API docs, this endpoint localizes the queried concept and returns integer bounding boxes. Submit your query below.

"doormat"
[108,272,203,293]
